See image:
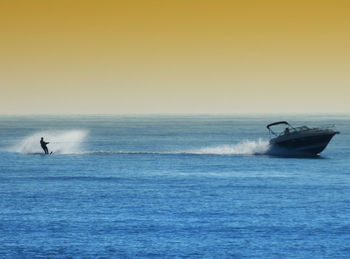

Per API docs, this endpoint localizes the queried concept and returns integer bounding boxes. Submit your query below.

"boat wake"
[76,139,270,156]
[186,139,269,155]
[9,131,270,156]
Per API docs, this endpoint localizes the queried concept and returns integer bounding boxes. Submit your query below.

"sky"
[1,0,349,114]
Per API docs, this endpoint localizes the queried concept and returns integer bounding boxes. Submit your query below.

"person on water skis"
[40,137,50,154]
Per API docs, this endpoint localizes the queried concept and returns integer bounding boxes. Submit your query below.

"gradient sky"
[1,0,349,114]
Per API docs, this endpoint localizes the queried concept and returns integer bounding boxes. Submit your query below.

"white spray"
[10,130,88,154]
[187,139,270,155]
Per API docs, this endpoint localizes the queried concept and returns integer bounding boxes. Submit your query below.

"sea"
[0,114,349,258]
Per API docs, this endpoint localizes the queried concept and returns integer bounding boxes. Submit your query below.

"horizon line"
[0,112,349,117]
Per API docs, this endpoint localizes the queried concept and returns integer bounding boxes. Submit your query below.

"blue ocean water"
[0,115,350,258]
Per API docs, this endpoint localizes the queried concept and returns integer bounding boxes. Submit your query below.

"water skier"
[40,137,50,154]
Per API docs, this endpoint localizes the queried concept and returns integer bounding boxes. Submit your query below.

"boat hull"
[268,129,338,156]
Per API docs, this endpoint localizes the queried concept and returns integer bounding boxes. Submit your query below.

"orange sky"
[1,0,349,114]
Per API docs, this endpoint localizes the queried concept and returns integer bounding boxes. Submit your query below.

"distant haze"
[1,0,349,114]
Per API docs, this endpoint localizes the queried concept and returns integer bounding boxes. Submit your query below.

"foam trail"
[10,130,88,154]
[187,139,270,155]
[82,139,270,156]
[11,135,269,156]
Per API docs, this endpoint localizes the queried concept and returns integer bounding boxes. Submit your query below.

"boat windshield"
[293,126,310,132]
[281,126,310,136]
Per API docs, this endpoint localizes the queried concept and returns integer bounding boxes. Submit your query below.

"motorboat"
[267,121,339,156]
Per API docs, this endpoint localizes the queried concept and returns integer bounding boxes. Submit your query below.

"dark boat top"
[267,121,339,138]
[266,121,290,130]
